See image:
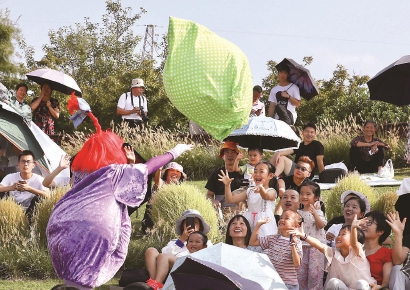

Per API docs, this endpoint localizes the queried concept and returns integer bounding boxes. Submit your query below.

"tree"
[30,0,187,133]
[261,58,410,126]
[0,9,25,88]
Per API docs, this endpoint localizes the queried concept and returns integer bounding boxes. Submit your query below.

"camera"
[139,106,149,122]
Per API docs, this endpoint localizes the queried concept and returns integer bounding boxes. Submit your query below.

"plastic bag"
[378,159,394,178]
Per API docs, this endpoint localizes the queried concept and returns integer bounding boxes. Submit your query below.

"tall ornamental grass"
[151,183,219,243]
[372,191,398,215]
[0,197,29,245]
[62,123,223,180]
[324,174,376,221]
[32,186,68,248]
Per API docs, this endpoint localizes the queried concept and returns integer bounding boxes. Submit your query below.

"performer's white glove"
[168,144,194,159]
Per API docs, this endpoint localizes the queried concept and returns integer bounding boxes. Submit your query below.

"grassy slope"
[1,169,408,289]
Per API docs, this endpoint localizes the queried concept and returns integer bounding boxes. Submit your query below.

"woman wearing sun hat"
[144,209,212,289]
[141,162,187,233]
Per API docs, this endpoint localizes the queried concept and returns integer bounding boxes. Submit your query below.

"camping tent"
[0,102,70,186]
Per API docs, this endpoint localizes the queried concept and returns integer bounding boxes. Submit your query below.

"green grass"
[0,278,119,290]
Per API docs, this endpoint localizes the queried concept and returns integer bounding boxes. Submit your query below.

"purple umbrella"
[171,256,263,290]
[276,58,319,100]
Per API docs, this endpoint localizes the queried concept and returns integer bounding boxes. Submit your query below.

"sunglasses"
[295,164,311,173]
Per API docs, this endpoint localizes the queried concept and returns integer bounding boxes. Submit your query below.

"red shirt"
[367,247,392,285]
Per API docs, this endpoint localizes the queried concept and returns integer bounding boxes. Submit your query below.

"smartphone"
[185,217,196,230]
[289,234,293,243]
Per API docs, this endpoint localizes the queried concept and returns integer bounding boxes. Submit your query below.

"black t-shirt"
[294,140,324,177]
[281,175,304,192]
[205,167,243,207]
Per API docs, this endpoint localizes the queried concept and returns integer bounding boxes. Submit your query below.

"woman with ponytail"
[46,94,193,290]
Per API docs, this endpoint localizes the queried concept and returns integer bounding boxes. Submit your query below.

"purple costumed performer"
[46,94,193,289]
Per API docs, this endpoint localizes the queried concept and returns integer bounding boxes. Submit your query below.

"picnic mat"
[318,174,402,190]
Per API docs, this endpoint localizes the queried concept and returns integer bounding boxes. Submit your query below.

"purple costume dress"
[47,154,173,288]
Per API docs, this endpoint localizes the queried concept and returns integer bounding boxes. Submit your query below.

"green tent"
[0,104,50,172]
[164,17,253,140]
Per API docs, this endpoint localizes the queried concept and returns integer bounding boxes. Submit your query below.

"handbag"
[319,168,347,183]
[378,159,394,178]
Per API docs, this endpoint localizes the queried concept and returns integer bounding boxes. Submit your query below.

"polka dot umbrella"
[164,17,253,141]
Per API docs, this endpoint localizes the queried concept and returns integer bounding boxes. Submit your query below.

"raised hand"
[351,214,367,229]
[386,211,406,235]
[59,154,71,169]
[123,145,135,164]
[218,169,234,186]
[236,151,245,161]
[256,216,270,226]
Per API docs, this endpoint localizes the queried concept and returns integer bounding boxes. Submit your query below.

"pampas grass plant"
[151,183,219,243]
[32,186,68,248]
[0,197,29,245]
[372,191,398,215]
[324,174,377,221]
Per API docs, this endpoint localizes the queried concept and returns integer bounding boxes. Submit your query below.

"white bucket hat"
[161,162,187,181]
[340,190,371,214]
[131,78,145,88]
[175,209,210,235]
[396,178,410,196]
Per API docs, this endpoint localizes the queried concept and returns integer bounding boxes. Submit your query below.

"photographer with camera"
[116,78,149,129]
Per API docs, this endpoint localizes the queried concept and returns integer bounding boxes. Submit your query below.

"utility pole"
[142,25,154,61]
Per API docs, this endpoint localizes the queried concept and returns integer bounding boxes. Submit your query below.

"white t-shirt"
[0,172,48,209]
[268,83,301,122]
[250,100,265,117]
[117,92,148,120]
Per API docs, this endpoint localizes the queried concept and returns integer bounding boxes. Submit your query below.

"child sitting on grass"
[249,210,303,290]
[290,214,377,289]
[144,210,210,290]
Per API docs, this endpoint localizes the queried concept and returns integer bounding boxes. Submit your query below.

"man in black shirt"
[270,122,324,179]
[206,141,243,211]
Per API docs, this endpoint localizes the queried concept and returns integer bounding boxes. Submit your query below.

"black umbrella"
[171,256,263,290]
[276,58,319,100]
[367,55,410,106]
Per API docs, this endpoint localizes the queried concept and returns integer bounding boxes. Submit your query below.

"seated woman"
[350,120,390,174]
[144,209,211,290]
[362,210,393,289]
[141,162,186,233]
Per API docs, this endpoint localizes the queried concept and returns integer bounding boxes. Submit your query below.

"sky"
[3,0,410,86]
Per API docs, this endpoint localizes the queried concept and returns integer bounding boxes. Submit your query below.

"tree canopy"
[261,58,410,126]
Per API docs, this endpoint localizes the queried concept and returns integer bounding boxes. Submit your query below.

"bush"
[372,191,398,215]
[324,174,376,221]
[150,183,220,244]
[32,187,68,248]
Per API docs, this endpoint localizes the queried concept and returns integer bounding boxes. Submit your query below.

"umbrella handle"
[285,71,305,92]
